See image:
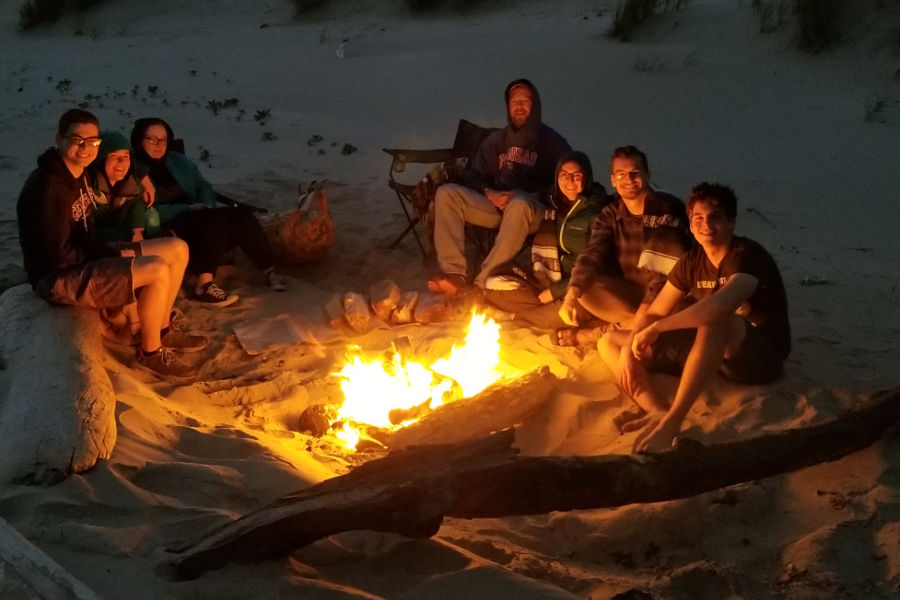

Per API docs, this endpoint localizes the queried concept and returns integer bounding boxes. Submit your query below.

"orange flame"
[331,310,518,450]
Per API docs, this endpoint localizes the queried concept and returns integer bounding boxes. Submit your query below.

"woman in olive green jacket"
[483,150,609,330]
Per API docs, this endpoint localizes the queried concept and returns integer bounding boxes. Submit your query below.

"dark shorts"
[648,322,785,385]
[36,257,136,309]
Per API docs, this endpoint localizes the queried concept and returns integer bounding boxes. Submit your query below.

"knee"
[146,255,169,280]
[597,334,619,364]
[503,198,538,222]
[135,256,170,288]
[434,183,465,211]
[171,237,189,264]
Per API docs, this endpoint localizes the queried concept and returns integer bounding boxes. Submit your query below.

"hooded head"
[131,117,175,165]
[98,130,133,186]
[504,78,542,131]
[98,130,130,162]
[554,150,593,203]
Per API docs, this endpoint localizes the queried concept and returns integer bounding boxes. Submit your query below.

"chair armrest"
[215,193,268,214]
[382,148,455,164]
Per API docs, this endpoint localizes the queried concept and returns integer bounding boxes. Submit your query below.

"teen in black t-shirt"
[597,182,790,453]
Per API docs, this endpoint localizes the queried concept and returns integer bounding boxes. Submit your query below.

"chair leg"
[389,191,429,260]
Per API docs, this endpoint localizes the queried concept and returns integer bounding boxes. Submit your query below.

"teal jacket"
[135,152,217,224]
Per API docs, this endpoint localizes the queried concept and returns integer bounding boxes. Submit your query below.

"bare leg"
[598,330,667,414]
[138,237,189,328]
[634,315,746,453]
[578,276,643,326]
[132,256,171,352]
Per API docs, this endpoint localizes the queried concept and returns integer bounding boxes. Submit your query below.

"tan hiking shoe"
[161,328,209,353]
[135,347,197,380]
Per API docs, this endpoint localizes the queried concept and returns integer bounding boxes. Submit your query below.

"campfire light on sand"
[332,311,519,449]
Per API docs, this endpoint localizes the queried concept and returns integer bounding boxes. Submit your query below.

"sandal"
[553,327,580,347]
[553,324,610,347]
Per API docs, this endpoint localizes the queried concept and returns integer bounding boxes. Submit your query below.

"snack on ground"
[323,293,346,330]
[391,290,419,324]
[414,294,451,324]
[342,292,371,332]
[369,279,401,322]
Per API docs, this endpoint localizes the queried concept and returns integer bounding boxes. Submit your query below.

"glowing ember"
[331,310,519,450]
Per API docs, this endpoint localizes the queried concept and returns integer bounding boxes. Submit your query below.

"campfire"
[329,311,523,451]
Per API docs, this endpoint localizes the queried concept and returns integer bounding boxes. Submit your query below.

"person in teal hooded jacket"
[482,150,609,330]
[131,117,286,306]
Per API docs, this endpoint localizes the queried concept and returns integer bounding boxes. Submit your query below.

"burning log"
[164,386,900,580]
[386,367,558,450]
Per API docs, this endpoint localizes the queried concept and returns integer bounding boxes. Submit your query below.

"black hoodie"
[17,148,100,287]
[464,79,570,199]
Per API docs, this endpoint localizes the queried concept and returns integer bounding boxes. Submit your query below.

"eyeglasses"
[558,171,584,184]
[143,136,168,146]
[613,170,643,182]
[68,136,102,148]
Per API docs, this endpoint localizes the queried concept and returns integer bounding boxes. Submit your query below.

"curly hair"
[687,182,738,220]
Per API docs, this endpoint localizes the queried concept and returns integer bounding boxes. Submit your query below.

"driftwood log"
[0,285,116,485]
[387,366,558,450]
[165,387,900,580]
[0,517,102,600]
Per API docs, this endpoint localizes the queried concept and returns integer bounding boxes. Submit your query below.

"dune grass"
[607,0,690,42]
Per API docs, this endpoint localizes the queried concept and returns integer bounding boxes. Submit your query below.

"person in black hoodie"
[17,109,205,380]
[430,79,570,294]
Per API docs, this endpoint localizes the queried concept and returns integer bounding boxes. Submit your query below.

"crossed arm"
[631,273,759,360]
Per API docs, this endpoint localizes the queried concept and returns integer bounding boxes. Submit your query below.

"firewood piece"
[387,367,557,450]
[369,279,401,322]
[296,404,336,437]
[391,291,419,324]
[165,387,900,580]
[165,430,517,580]
[323,294,345,330]
[388,400,432,426]
[0,517,102,600]
[342,292,370,332]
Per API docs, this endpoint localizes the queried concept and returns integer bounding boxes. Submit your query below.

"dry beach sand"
[1,0,900,598]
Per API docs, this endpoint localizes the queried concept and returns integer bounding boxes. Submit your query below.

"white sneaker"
[266,270,287,292]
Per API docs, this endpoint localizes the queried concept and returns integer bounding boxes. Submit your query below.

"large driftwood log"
[165,387,900,580]
[387,366,558,450]
[0,517,102,600]
[0,285,116,485]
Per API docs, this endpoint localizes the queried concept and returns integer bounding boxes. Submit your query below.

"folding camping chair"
[383,119,498,263]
